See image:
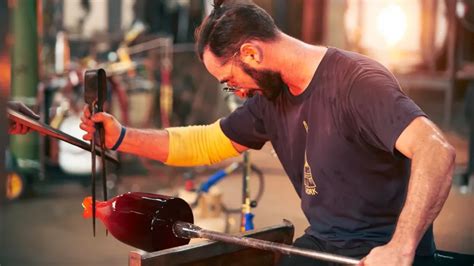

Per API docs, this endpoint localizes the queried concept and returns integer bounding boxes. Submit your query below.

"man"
[80,1,455,265]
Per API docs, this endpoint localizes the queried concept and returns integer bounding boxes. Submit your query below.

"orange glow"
[82,196,94,218]
[377,4,407,46]
[0,52,11,95]
[345,0,448,72]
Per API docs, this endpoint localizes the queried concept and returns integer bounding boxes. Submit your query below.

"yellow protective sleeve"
[165,120,240,166]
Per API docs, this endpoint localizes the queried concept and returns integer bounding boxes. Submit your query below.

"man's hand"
[80,105,122,149]
[7,101,40,135]
[359,242,414,266]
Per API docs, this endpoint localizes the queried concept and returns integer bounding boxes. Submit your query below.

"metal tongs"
[84,69,108,236]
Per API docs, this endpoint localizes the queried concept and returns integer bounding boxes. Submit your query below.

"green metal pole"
[0,1,9,261]
[10,0,39,172]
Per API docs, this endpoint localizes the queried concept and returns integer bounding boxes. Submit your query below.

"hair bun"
[213,0,225,8]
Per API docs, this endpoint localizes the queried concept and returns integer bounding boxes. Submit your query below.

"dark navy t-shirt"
[220,47,435,255]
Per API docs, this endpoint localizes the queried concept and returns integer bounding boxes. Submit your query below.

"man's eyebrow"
[219,78,229,84]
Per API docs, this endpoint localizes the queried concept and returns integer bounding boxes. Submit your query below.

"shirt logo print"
[303,121,317,196]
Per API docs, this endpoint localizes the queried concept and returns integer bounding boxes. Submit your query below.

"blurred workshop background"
[0,0,473,265]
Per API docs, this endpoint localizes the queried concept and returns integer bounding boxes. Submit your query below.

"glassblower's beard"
[240,63,286,101]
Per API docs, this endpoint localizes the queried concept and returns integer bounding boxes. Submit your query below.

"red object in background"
[0,53,10,96]
[82,192,194,252]
[184,179,195,191]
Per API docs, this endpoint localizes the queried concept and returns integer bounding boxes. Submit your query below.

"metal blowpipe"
[173,221,360,265]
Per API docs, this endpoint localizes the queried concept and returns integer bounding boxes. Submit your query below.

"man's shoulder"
[329,47,389,74]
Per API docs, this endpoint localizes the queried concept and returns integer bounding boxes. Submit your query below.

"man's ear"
[239,43,262,66]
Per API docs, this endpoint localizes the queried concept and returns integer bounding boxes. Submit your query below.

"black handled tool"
[84,69,108,236]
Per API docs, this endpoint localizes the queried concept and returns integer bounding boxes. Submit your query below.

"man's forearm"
[390,141,455,255]
[117,128,169,162]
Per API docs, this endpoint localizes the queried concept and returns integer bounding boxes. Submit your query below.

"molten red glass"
[82,192,194,252]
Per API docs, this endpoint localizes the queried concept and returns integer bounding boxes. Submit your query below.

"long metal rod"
[99,130,107,201]
[99,124,107,236]
[6,108,119,163]
[173,221,360,265]
[90,104,97,237]
[127,38,171,55]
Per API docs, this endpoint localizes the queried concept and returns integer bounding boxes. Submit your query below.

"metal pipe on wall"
[0,0,10,262]
[10,0,39,172]
[301,0,327,44]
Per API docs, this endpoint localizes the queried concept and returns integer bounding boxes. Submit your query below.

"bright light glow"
[376,4,407,46]
[344,0,448,72]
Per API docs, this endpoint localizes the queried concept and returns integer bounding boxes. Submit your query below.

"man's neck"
[269,33,328,96]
